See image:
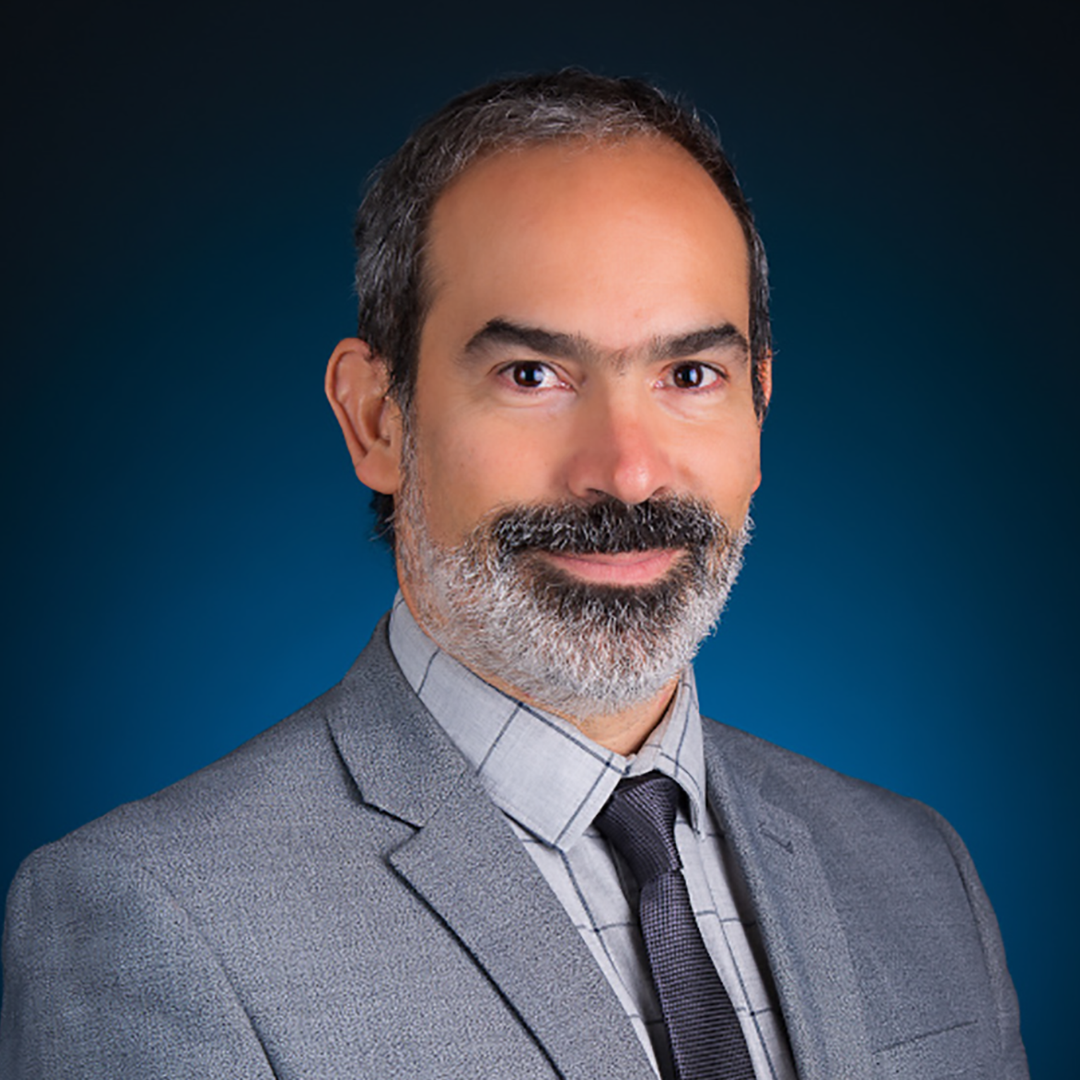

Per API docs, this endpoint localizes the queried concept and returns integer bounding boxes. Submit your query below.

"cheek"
[414,417,556,542]
[687,428,762,518]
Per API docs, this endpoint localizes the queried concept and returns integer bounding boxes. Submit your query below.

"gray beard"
[394,461,750,718]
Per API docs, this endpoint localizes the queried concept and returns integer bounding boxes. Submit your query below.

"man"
[1,71,1026,1079]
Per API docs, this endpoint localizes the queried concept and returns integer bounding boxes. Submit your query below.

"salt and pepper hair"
[353,70,771,538]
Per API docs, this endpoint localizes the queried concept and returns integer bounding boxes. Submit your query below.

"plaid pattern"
[389,595,796,1080]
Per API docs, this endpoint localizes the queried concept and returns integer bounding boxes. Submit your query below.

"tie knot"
[594,772,682,887]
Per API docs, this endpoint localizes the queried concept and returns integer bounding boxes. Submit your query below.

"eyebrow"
[463,319,594,362]
[462,318,749,368]
[655,325,749,362]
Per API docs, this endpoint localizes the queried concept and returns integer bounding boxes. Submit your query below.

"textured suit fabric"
[0,619,1028,1079]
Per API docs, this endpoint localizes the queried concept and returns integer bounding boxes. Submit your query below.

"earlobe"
[325,338,403,494]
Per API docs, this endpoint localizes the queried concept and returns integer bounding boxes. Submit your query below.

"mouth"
[534,548,683,586]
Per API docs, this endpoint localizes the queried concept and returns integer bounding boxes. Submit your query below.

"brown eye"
[671,362,714,389]
[510,362,550,388]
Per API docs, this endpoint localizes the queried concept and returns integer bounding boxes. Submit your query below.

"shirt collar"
[388,592,709,852]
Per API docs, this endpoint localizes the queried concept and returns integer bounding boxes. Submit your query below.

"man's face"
[392,136,765,718]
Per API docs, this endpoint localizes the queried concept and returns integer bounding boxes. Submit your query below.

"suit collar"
[326,620,655,1080]
[386,593,712,847]
[701,721,874,1080]
[327,617,471,828]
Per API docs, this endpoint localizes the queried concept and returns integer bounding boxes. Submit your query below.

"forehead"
[421,137,750,354]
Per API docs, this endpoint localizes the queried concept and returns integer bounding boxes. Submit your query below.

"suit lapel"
[702,726,874,1080]
[389,783,655,1080]
[327,623,655,1080]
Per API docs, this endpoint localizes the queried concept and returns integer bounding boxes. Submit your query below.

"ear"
[757,349,773,422]
[325,338,403,494]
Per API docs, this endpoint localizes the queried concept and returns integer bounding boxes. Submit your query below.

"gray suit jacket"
[1,620,1027,1079]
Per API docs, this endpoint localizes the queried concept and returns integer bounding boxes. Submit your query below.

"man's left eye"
[668,362,720,389]
[503,361,561,389]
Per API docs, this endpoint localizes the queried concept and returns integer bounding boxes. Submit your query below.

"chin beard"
[395,477,750,717]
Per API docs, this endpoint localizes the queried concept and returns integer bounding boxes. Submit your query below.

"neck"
[479,669,680,756]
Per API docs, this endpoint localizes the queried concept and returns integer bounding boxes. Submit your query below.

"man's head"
[328,72,771,731]
[350,71,770,539]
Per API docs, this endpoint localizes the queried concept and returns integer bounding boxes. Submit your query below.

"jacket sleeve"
[1,838,276,1080]
[924,805,1029,1080]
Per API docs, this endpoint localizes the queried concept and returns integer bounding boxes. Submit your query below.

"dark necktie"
[595,773,756,1080]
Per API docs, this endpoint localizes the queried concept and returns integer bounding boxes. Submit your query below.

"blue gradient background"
[3,1,1075,1073]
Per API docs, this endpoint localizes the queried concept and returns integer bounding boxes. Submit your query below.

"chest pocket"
[873,1018,984,1079]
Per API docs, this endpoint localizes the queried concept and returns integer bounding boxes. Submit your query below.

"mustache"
[487,496,725,558]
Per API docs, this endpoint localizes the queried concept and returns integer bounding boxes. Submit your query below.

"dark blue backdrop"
[4,1,1075,1073]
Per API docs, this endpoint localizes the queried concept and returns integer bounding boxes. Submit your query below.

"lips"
[537,548,683,586]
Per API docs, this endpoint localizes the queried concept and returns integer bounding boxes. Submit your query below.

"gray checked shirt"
[389,594,796,1080]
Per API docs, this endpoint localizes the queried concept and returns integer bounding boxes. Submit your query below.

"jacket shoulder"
[701,716,940,833]
[700,717,1028,1080]
[42,617,422,853]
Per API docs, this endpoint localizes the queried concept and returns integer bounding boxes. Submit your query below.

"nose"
[563,387,674,505]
